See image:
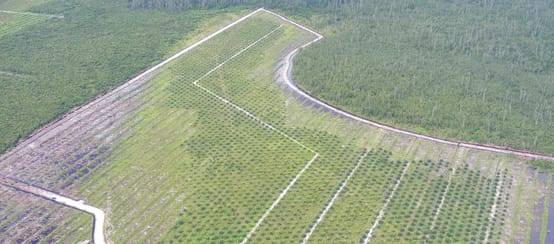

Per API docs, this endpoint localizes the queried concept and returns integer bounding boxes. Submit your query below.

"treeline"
[127,0,359,10]
[293,0,554,154]
[0,0,225,154]
[126,0,554,154]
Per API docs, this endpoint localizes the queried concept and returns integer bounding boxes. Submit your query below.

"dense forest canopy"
[293,0,554,154]
[0,0,228,154]
[127,0,360,10]
[135,0,554,154]
[2,0,553,156]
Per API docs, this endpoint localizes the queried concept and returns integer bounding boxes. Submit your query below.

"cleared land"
[0,183,92,242]
[0,7,551,244]
[0,175,105,243]
[0,0,241,154]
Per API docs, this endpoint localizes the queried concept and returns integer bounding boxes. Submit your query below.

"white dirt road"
[0,175,105,244]
[3,5,552,244]
[280,31,554,162]
[302,149,369,243]
[0,9,63,19]
[0,8,268,244]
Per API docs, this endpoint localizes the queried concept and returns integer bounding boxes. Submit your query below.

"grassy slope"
[0,0,239,154]
[292,0,554,154]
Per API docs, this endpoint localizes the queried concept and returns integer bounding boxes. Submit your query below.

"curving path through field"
[3,6,552,244]
[0,175,105,244]
[280,34,554,162]
[0,8,268,243]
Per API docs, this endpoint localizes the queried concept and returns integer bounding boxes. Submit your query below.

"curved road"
[278,21,554,162]
[0,175,106,244]
[0,8,267,244]
[2,7,552,244]
[0,10,64,19]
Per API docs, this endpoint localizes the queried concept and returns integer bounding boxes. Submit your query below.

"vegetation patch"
[528,160,554,173]
[292,0,554,154]
[0,0,233,154]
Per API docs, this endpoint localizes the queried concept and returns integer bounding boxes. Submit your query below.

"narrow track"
[0,8,267,243]
[430,167,456,231]
[0,70,30,78]
[0,10,63,19]
[363,161,412,243]
[302,149,369,243]
[189,12,321,242]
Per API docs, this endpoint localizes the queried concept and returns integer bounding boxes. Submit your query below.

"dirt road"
[0,175,106,244]
[2,6,552,243]
[280,34,554,162]
[0,8,272,243]
[0,10,63,19]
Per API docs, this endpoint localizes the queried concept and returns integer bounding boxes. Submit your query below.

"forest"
[291,0,554,154]
[0,0,230,154]
[123,0,554,155]
[127,0,359,11]
[0,0,354,155]
[2,0,553,156]
[0,9,522,242]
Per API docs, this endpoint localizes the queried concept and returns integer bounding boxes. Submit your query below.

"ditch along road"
[280,34,554,162]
